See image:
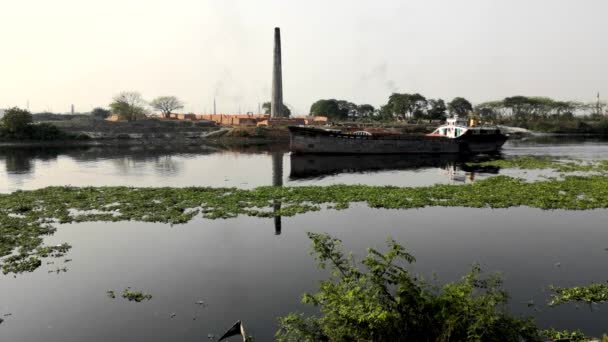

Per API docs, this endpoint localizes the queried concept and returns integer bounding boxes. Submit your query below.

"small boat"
[288,116,507,154]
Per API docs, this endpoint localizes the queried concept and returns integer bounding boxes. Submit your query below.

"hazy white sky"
[1,0,607,114]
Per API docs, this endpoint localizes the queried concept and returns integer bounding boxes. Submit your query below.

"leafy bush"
[0,107,80,141]
[277,233,541,342]
[1,107,33,135]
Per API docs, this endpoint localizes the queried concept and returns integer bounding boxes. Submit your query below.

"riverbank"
[6,117,608,149]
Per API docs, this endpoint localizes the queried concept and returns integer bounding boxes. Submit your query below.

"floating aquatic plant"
[3,175,608,274]
[467,156,608,173]
[541,328,589,342]
[549,283,608,306]
[121,288,152,302]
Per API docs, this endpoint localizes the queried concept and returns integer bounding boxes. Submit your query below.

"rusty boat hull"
[288,126,508,154]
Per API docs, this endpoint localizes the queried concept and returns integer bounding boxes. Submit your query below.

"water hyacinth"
[549,283,608,306]
[467,156,608,173]
[3,175,608,274]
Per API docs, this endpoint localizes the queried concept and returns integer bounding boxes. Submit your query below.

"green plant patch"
[549,283,608,306]
[541,328,590,342]
[466,156,608,173]
[121,288,152,302]
[3,175,608,274]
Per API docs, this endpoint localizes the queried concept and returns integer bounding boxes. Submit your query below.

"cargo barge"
[288,116,507,154]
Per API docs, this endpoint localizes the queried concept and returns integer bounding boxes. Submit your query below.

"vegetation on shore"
[311,93,608,134]
[0,107,84,141]
[276,233,605,341]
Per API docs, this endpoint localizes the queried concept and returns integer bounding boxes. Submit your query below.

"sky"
[0,0,607,114]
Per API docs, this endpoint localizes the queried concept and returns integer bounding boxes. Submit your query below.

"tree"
[426,99,447,120]
[310,99,344,120]
[262,102,291,116]
[277,233,542,341]
[91,107,111,120]
[150,96,184,119]
[357,104,375,117]
[407,93,427,119]
[383,93,427,119]
[448,97,473,116]
[109,92,147,122]
[1,107,33,133]
[337,100,357,117]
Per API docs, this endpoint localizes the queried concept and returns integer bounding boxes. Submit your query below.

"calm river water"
[1,137,608,341]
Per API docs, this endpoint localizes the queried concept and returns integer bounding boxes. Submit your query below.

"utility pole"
[214,98,217,115]
[71,104,75,115]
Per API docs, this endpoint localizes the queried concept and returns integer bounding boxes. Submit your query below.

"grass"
[3,175,608,274]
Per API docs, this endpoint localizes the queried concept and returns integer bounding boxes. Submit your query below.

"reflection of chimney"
[271,27,284,118]
[272,153,283,235]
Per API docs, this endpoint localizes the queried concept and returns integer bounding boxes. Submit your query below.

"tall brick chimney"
[271,27,284,118]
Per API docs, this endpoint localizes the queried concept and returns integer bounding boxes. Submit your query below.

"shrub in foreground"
[277,233,541,342]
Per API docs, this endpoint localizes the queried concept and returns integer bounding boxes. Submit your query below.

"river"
[1,137,607,341]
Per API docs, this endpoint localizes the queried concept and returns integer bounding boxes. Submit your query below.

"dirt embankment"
[2,117,289,147]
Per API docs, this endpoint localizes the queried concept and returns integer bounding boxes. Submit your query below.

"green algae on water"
[3,175,608,274]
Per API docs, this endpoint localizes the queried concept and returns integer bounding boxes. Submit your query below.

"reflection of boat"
[290,154,501,179]
[289,116,507,154]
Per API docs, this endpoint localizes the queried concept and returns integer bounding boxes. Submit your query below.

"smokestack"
[271,27,284,118]
[214,98,217,115]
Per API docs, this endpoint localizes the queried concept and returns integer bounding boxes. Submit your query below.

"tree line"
[310,94,606,122]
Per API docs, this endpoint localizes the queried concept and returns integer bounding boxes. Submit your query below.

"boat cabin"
[429,116,470,138]
[429,115,499,139]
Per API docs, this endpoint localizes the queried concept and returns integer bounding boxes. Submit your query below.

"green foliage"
[357,104,375,116]
[0,107,77,141]
[110,91,147,122]
[91,107,111,120]
[549,283,608,306]
[262,102,292,116]
[382,93,428,119]
[309,99,346,120]
[121,287,152,302]
[4,174,608,274]
[427,98,447,120]
[541,328,589,342]
[276,233,541,342]
[1,107,33,134]
[448,97,473,116]
[466,156,608,173]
